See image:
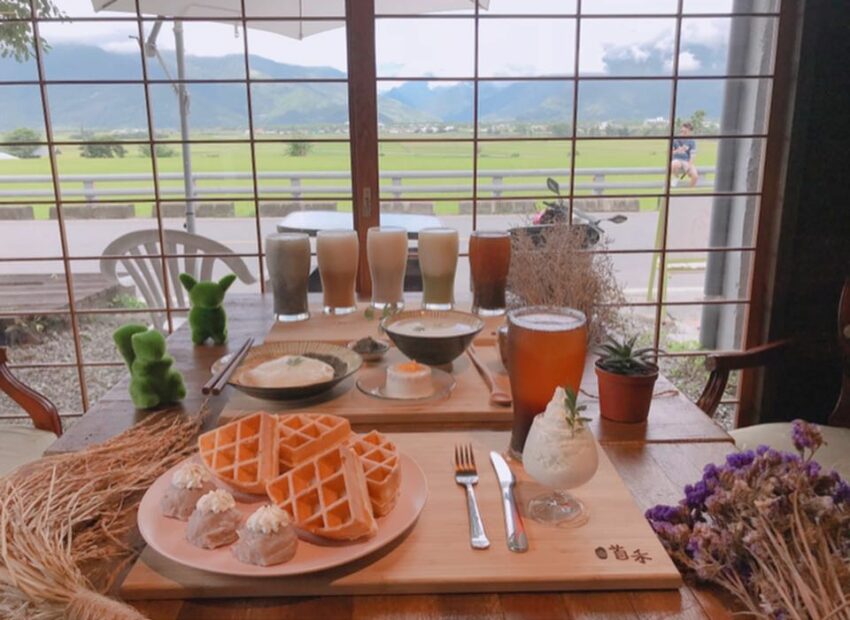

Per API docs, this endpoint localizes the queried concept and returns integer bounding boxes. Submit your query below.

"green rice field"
[0,135,719,219]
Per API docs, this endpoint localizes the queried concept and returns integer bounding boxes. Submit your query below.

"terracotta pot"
[595,362,658,424]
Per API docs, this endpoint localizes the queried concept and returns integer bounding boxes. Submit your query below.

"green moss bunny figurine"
[113,323,186,410]
[179,273,237,346]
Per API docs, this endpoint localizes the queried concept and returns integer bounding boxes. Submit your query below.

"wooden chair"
[698,277,850,477]
[100,230,257,330]
[0,347,62,476]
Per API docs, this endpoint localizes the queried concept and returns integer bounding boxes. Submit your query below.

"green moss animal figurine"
[113,323,186,410]
[179,273,237,346]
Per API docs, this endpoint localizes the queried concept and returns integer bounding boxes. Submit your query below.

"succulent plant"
[595,334,659,376]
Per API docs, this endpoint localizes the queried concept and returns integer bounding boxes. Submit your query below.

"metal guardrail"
[0,167,717,200]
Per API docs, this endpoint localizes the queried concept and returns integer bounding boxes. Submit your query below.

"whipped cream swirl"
[246,504,291,534]
[196,489,236,514]
[171,462,209,490]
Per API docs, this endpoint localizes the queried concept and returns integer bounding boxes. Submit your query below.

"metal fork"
[454,444,490,550]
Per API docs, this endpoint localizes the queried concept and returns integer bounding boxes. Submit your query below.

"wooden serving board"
[220,345,514,428]
[264,302,506,347]
[219,346,729,441]
[120,431,681,599]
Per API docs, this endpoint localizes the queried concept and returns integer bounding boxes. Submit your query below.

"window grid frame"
[1,0,783,418]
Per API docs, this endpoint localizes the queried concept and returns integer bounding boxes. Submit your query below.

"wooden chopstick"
[203,337,254,396]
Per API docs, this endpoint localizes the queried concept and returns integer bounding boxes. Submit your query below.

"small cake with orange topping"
[385,360,432,399]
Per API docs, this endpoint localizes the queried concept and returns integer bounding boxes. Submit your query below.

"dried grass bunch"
[508,224,625,344]
[0,407,205,620]
[646,421,850,619]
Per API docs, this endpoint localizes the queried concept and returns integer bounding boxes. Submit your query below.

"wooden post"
[345,0,379,298]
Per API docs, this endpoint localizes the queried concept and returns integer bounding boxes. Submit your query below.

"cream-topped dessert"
[186,489,242,549]
[241,355,335,388]
[232,504,298,566]
[385,361,432,399]
[521,387,598,490]
[160,462,216,520]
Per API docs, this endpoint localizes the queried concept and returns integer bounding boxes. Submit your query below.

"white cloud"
[676,51,701,71]
[681,18,731,47]
[29,9,733,77]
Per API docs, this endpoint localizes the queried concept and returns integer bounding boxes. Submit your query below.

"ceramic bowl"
[381,310,484,366]
[347,337,390,363]
[211,341,362,400]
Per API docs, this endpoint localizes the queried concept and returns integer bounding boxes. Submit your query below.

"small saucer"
[347,338,390,363]
[356,367,456,402]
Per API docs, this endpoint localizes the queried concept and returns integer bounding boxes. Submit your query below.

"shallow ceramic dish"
[211,341,362,400]
[356,366,456,402]
[347,337,390,363]
[137,455,428,577]
[381,310,484,366]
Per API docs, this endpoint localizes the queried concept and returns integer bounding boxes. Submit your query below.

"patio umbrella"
[91,0,489,232]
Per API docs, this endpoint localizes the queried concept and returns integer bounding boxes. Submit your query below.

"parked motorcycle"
[528,177,627,247]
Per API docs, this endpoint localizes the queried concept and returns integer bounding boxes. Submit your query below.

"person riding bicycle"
[670,122,699,187]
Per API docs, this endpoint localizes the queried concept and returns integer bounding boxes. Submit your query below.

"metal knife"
[489,451,528,553]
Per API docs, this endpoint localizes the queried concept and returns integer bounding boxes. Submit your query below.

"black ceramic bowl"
[381,310,484,366]
[211,341,362,400]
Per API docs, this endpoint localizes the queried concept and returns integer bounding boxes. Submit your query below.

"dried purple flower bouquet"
[646,420,850,619]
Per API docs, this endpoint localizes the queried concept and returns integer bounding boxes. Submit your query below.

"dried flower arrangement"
[646,420,850,619]
[507,224,625,345]
[0,407,205,620]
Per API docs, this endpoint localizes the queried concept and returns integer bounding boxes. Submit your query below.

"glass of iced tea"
[469,230,511,316]
[418,227,458,311]
[317,230,358,315]
[265,233,311,322]
[367,226,408,310]
[506,306,588,460]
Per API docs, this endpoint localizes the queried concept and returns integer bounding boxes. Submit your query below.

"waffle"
[276,414,351,470]
[346,430,402,517]
[198,412,278,495]
[266,445,378,541]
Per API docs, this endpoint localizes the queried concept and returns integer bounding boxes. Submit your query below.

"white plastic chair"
[100,229,256,330]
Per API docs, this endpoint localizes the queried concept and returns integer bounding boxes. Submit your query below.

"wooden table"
[46,293,739,619]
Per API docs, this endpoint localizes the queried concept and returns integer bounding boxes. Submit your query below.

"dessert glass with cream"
[521,386,598,527]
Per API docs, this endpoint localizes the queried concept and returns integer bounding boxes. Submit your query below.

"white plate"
[137,454,428,577]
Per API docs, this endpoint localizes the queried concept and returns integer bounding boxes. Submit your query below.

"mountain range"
[0,43,726,132]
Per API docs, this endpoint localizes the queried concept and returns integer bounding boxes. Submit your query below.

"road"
[1,198,715,339]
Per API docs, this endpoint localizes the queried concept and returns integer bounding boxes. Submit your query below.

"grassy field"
[0,136,719,219]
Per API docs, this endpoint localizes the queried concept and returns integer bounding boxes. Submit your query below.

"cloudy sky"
[36,0,750,82]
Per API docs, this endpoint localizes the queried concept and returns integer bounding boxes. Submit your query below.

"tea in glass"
[367,226,408,310]
[470,230,511,316]
[265,233,311,322]
[317,230,358,315]
[418,227,458,311]
[506,306,587,459]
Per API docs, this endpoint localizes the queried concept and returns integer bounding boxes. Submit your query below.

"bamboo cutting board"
[219,345,514,428]
[120,431,681,599]
[263,303,506,346]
